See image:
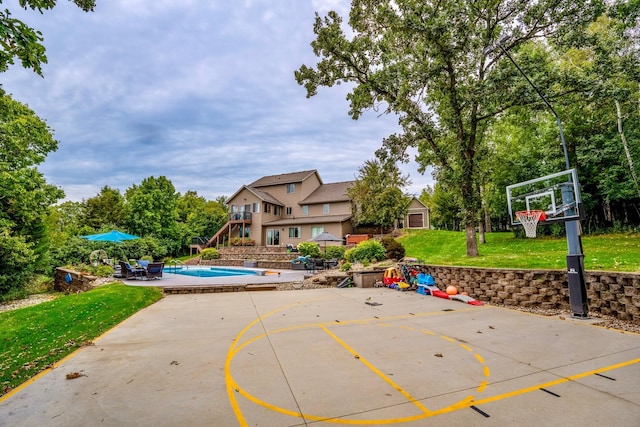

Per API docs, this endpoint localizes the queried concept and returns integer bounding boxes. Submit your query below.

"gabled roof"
[226,185,283,206]
[300,181,355,205]
[248,170,320,188]
[408,196,429,210]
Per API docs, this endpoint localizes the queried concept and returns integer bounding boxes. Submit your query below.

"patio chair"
[143,262,164,280]
[304,260,316,273]
[119,261,145,280]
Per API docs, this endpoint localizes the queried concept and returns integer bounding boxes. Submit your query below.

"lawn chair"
[119,261,145,280]
[304,260,316,273]
[143,262,164,280]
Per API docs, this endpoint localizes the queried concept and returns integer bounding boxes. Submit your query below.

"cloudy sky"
[3,0,433,202]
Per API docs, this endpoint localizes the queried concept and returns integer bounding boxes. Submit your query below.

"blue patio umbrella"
[80,230,140,264]
[80,230,140,243]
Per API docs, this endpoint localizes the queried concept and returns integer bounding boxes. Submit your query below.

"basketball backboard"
[506,169,583,226]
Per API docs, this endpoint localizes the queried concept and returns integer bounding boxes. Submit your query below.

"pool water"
[164,266,258,278]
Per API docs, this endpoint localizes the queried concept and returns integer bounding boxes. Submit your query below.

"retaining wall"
[54,268,99,293]
[416,265,640,324]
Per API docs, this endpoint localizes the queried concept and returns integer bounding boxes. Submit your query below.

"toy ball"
[446,285,458,295]
[461,291,469,296]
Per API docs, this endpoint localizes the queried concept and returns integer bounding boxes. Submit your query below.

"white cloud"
[2,0,434,202]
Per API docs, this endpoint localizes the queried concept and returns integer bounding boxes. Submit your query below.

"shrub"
[323,245,346,260]
[230,238,256,246]
[380,236,405,261]
[66,263,114,277]
[94,265,115,277]
[200,248,220,260]
[0,230,36,300]
[297,242,320,258]
[340,261,352,271]
[344,239,386,263]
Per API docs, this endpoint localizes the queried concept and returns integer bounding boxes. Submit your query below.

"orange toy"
[446,285,458,295]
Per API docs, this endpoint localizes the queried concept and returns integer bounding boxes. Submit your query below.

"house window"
[311,226,324,238]
[231,204,238,213]
[323,204,330,214]
[253,202,260,213]
[238,226,249,238]
[274,206,281,215]
[302,205,308,216]
[287,183,295,193]
[289,227,301,238]
[264,203,271,214]
[286,207,292,215]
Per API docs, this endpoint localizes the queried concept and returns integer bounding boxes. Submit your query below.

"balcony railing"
[228,212,252,222]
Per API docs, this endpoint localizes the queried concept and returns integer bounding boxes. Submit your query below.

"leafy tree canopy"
[296,0,620,255]
[84,186,124,231]
[347,159,411,230]
[123,176,179,240]
[0,0,95,76]
[0,88,63,294]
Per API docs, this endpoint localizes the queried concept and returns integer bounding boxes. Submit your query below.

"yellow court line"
[225,305,487,425]
[319,324,433,415]
[225,297,640,425]
[441,335,457,343]
[460,343,472,352]
[225,296,333,427]
[468,357,640,408]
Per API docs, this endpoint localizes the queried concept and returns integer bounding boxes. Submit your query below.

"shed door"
[408,213,423,228]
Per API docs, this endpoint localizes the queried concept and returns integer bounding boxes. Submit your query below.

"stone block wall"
[54,268,99,293]
[199,259,296,270]
[217,247,300,262]
[414,265,640,324]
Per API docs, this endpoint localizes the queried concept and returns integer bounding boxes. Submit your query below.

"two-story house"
[203,170,355,249]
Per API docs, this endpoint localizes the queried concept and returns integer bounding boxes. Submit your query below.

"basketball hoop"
[515,210,546,238]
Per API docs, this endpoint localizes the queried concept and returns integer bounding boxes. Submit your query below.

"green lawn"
[0,283,163,396]
[399,230,640,272]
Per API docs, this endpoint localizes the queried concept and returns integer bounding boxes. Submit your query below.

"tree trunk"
[615,100,640,198]
[465,221,479,256]
[478,220,486,244]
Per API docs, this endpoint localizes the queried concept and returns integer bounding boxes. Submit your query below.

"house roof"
[225,185,284,206]
[248,170,320,188]
[249,187,283,206]
[300,181,355,205]
[264,214,352,226]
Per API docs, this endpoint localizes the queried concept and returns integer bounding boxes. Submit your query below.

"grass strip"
[0,283,163,396]
[399,230,640,272]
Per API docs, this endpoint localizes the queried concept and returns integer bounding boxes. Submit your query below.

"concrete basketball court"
[1,286,639,426]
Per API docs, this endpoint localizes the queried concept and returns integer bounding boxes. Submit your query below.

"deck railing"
[191,236,210,246]
[228,212,252,221]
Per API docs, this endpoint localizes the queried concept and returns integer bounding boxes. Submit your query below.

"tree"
[177,191,228,240]
[84,186,125,231]
[0,0,95,76]
[123,176,180,253]
[0,88,63,295]
[347,159,411,232]
[296,0,607,256]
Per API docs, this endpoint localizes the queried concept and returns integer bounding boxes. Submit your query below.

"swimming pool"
[164,266,259,278]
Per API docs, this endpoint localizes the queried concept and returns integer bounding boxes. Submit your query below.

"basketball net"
[515,210,546,238]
